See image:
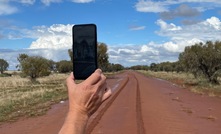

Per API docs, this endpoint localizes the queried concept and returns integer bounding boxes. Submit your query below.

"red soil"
[0,71,221,134]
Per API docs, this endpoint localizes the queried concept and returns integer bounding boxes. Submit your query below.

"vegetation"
[179,41,221,84]
[138,70,221,97]
[0,73,68,122]
[0,59,9,74]
[56,60,73,73]
[17,54,51,79]
[98,43,109,71]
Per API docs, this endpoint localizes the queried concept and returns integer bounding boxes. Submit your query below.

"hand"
[67,69,112,116]
[59,69,112,134]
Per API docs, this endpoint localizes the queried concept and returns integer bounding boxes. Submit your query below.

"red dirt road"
[0,71,221,134]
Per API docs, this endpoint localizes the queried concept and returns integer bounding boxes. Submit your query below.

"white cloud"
[71,0,95,3]
[203,17,221,30]
[135,0,221,13]
[108,43,175,67]
[135,0,168,13]
[156,16,221,42]
[129,26,146,31]
[41,0,62,6]
[156,19,182,31]
[0,1,18,15]
[0,0,35,16]
[18,0,35,5]
[28,24,73,49]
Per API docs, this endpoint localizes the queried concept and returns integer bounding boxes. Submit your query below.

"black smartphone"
[72,24,97,79]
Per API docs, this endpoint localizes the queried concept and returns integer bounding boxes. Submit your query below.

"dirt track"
[1,71,221,134]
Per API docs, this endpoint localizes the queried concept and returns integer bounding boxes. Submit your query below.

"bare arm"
[59,69,112,134]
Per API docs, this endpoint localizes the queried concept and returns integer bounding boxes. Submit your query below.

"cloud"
[107,16,221,66]
[29,24,73,49]
[156,19,182,31]
[160,4,200,20]
[41,0,62,6]
[156,16,221,41]
[108,43,179,67]
[71,0,95,3]
[18,0,35,5]
[135,0,221,13]
[135,0,169,13]
[129,25,146,31]
[0,1,18,15]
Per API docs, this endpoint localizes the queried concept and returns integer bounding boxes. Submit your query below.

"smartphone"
[72,24,97,79]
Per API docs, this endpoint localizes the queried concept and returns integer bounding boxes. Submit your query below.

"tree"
[107,63,124,72]
[98,43,109,71]
[56,60,73,73]
[179,41,221,84]
[68,49,73,62]
[16,53,29,70]
[48,60,56,72]
[17,54,51,79]
[0,59,9,74]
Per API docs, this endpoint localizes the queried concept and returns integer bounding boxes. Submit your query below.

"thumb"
[67,72,76,85]
[102,87,112,102]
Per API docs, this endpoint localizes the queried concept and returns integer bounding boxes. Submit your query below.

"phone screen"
[72,24,97,79]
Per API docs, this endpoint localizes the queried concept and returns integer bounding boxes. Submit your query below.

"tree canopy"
[17,54,51,79]
[0,59,9,74]
[179,41,221,84]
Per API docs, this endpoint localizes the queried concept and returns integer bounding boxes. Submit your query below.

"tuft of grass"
[0,73,68,123]
[138,70,221,97]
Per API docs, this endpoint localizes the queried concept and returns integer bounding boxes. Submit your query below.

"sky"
[0,0,221,70]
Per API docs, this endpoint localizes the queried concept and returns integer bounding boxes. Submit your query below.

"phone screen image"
[73,24,97,79]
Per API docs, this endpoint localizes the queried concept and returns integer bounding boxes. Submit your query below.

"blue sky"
[0,0,221,70]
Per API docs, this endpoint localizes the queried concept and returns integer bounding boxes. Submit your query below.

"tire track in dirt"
[86,75,129,134]
[133,74,146,134]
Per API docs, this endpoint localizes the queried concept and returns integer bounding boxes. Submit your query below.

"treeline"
[129,61,183,72]
[1,41,221,84]
[0,43,125,79]
[130,41,221,84]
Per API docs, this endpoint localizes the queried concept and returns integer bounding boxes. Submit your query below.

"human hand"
[66,69,112,117]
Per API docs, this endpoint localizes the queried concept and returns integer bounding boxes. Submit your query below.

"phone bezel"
[72,24,98,79]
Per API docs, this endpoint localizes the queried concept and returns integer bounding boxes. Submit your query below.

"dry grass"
[138,70,221,97]
[0,73,68,123]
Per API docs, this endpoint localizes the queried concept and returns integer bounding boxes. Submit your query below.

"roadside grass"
[0,73,68,123]
[138,70,221,97]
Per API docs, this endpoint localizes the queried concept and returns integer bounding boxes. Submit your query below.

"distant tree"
[0,59,9,74]
[98,43,109,71]
[17,54,51,79]
[150,63,158,71]
[56,60,73,73]
[48,60,56,72]
[68,49,73,62]
[107,63,124,72]
[130,65,149,70]
[179,41,221,84]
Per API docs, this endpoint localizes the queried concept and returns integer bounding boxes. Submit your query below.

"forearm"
[59,111,88,134]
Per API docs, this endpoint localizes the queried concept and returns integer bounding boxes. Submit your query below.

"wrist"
[66,107,89,124]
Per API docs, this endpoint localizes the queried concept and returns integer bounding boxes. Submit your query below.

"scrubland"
[0,73,68,122]
[138,70,221,97]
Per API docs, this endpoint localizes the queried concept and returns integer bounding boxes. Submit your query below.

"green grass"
[0,73,68,123]
[138,70,221,97]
